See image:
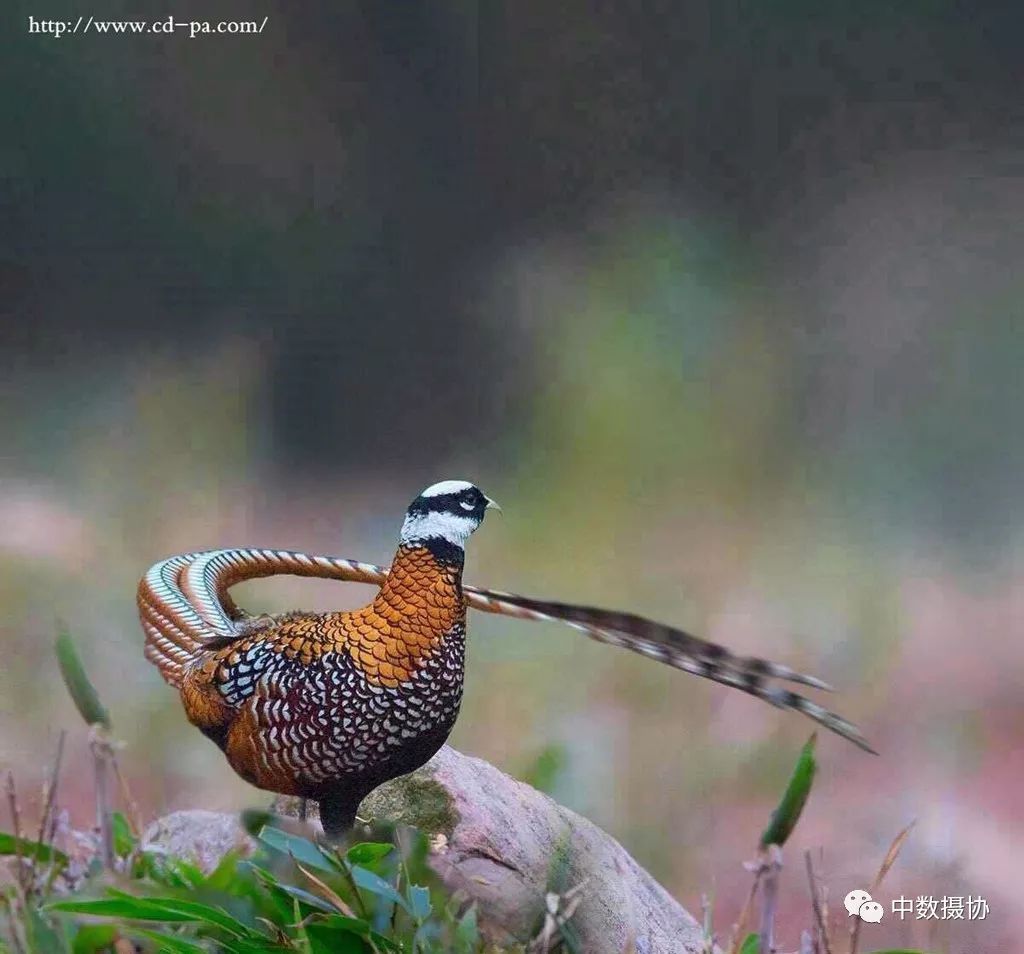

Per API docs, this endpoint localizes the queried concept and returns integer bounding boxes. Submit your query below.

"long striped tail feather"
[461,587,874,753]
[461,588,835,691]
[137,547,874,752]
[599,625,872,752]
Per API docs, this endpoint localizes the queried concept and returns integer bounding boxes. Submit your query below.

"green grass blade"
[0,832,68,866]
[48,892,257,940]
[111,812,135,857]
[738,933,759,954]
[454,905,480,952]
[761,733,817,847]
[48,898,196,922]
[107,893,256,938]
[55,624,111,729]
[260,879,338,914]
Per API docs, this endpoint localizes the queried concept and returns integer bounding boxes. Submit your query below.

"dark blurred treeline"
[4,1,1023,499]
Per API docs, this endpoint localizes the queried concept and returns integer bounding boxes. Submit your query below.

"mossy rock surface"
[272,766,460,837]
[360,768,460,837]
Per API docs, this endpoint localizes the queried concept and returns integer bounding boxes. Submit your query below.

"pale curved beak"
[484,496,502,514]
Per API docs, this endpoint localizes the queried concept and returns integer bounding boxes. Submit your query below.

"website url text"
[27,15,269,39]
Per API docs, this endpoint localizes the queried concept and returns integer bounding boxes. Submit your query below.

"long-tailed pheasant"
[139,479,872,838]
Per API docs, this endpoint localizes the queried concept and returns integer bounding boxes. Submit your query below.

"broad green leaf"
[130,849,164,882]
[129,929,210,953]
[72,924,118,954]
[239,809,275,837]
[262,879,337,914]
[168,858,206,888]
[24,904,66,954]
[205,850,243,891]
[738,933,759,954]
[244,861,311,923]
[249,860,362,923]
[309,917,402,952]
[345,842,393,866]
[303,923,375,954]
[407,884,432,920]
[311,914,376,936]
[0,832,68,866]
[55,624,111,729]
[48,898,196,922]
[761,734,817,847]
[349,864,409,913]
[257,825,339,873]
[145,858,190,889]
[107,892,256,939]
[50,892,256,940]
[414,921,439,947]
[145,855,206,890]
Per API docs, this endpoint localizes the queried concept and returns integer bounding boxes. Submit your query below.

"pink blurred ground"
[2,477,1019,952]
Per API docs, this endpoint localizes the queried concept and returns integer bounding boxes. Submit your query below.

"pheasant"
[139,479,872,838]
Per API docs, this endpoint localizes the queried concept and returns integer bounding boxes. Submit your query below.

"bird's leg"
[298,798,308,823]
[317,790,362,843]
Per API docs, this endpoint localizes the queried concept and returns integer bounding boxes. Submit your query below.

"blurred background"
[3,2,1023,949]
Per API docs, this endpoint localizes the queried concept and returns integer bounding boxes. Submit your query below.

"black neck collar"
[407,537,465,568]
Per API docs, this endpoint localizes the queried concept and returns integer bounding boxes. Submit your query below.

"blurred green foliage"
[15,824,484,953]
[519,744,567,795]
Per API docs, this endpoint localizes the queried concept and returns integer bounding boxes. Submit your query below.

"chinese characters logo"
[845,889,989,923]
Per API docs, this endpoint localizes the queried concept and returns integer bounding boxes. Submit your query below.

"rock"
[354,747,702,952]
[140,808,254,872]
[148,748,705,952]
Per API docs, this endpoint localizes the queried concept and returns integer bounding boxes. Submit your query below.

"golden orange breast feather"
[204,546,465,691]
[340,546,465,687]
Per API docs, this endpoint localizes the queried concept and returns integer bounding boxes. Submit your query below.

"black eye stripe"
[407,490,482,517]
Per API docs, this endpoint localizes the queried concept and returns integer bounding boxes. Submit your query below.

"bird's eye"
[459,500,475,511]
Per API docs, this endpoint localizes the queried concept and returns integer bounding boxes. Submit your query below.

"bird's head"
[399,480,499,556]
